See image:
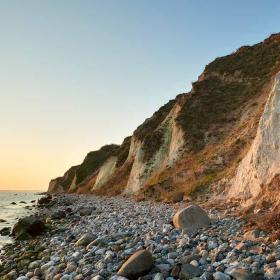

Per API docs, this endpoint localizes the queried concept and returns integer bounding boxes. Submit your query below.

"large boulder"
[12,216,45,240]
[117,249,154,279]
[173,204,210,231]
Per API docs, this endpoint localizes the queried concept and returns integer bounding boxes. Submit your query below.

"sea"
[0,191,43,249]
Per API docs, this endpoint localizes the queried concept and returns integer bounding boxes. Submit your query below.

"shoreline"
[0,192,43,250]
[0,194,279,280]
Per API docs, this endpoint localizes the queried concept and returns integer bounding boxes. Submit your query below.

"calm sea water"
[0,191,42,248]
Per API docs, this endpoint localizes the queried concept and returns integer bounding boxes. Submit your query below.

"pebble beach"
[1,194,280,280]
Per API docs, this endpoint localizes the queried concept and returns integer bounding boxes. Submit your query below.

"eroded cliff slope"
[48,33,280,205]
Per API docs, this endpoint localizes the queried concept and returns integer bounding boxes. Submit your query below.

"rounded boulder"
[173,204,210,231]
[117,249,154,279]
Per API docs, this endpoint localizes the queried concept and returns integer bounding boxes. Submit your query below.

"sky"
[1,0,280,191]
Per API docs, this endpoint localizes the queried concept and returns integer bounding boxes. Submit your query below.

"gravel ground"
[0,194,279,280]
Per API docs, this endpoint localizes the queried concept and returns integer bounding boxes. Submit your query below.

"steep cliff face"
[124,103,185,194]
[48,33,280,205]
[48,165,79,193]
[229,74,280,206]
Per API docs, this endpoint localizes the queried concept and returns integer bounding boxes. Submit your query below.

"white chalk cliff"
[229,74,280,203]
[125,104,185,194]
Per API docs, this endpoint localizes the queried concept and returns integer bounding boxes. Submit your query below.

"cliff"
[229,73,280,208]
[48,33,280,207]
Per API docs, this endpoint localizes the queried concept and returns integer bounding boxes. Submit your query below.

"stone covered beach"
[0,194,279,280]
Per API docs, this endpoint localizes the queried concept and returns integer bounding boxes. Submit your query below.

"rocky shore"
[0,194,280,280]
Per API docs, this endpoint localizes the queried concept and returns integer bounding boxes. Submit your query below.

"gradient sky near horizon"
[1,0,280,190]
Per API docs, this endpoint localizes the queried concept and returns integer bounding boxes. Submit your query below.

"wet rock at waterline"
[37,194,52,205]
[12,216,45,240]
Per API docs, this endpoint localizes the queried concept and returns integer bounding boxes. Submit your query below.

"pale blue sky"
[1,0,280,189]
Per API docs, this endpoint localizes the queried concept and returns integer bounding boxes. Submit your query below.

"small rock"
[156,263,171,272]
[167,252,178,259]
[213,272,231,280]
[66,262,77,273]
[26,272,33,278]
[51,210,66,219]
[208,241,218,250]
[190,260,199,267]
[162,224,173,233]
[75,233,96,246]
[201,272,213,280]
[5,270,17,280]
[33,268,42,276]
[226,268,254,280]
[180,263,202,279]
[28,261,40,269]
[86,236,107,249]
[91,276,104,280]
[153,273,164,280]
[79,208,92,216]
[60,275,73,280]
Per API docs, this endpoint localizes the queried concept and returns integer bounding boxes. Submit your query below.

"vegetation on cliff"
[134,99,176,161]
[75,144,119,185]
